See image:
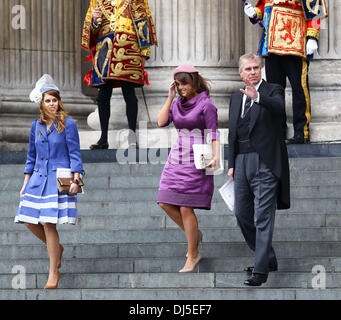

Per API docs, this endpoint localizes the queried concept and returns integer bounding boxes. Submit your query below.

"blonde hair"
[39,90,68,133]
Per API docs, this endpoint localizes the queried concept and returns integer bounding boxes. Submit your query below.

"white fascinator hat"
[29,74,60,104]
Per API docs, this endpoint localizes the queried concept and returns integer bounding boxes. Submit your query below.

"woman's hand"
[69,182,79,195]
[227,168,234,179]
[19,174,31,198]
[206,159,217,169]
[19,185,26,198]
[168,81,176,100]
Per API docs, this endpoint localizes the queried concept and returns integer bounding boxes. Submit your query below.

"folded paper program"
[219,179,235,212]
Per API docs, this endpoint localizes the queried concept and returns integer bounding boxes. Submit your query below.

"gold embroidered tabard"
[81,0,158,87]
[265,0,302,7]
[268,7,306,57]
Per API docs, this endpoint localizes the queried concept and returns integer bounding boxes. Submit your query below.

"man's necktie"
[242,96,252,118]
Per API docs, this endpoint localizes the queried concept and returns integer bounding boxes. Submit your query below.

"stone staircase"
[1,150,341,300]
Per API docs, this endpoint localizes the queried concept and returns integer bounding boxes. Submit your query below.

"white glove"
[306,39,318,55]
[244,3,256,18]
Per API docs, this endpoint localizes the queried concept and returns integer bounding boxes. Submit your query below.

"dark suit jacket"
[228,80,290,210]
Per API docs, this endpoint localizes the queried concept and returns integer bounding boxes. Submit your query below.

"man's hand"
[228,168,234,179]
[306,39,318,56]
[244,3,256,18]
[240,80,258,100]
[92,7,102,25]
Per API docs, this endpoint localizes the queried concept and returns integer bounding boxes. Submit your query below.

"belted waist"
[236,139,256,154]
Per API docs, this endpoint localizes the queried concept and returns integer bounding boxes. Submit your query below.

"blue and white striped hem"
[19,200,76,210]
[14,214,77,225]
[15,193,77,225]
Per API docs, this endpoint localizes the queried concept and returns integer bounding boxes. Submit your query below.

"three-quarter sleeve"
[65,118,83,173]
[24,120,37,174]
[203,102,219,141]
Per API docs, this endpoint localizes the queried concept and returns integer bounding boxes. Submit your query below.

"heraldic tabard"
[82,0,158,87]
[254,0,328,58]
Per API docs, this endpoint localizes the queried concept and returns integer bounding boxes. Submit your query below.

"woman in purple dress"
[157,64,219,272]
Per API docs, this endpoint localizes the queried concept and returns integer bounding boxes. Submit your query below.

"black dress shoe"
[89,142,109,150]
[244,273,268,287]
[244,265,278,273]
[285,136,310,145]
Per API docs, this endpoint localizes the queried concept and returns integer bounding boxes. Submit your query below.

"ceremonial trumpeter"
[244,0,328,144]
[82,0,158,149]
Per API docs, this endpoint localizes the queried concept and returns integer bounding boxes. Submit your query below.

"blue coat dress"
[15,118,83,225]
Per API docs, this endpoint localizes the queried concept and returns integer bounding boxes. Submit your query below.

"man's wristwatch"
[72,179,80,185]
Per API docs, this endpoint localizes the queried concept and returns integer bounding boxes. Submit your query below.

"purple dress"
[157,91,218,210]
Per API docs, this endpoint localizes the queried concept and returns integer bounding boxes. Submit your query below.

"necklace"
[97,0,130,31]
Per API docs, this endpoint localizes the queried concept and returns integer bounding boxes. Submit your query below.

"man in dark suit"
[227,53,290,286]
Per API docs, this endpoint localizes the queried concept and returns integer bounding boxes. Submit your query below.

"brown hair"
[174,72,211,96]
[39,90,68,133]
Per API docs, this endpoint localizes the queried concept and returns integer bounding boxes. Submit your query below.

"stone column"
[85,0,245,148]
[0,0,94,151]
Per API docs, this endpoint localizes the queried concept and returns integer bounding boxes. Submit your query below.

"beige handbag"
[57,177,84,194]
[56,168,84,194]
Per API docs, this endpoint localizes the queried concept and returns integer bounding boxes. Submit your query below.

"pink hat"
[173,63,199,76]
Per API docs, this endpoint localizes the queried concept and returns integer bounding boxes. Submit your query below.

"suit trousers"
[234,152,279,275]
[97,80,139,144]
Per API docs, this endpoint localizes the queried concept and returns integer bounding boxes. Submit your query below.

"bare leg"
[24,223,46,243]
[180,206,200,269]
[43,223,61,287]
[24,222,63,268]
[159,203,184,230]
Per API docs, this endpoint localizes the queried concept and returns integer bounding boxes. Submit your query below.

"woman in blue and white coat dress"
[15,77,83,289]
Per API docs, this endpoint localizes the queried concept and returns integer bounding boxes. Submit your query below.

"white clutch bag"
[192,143,224,175]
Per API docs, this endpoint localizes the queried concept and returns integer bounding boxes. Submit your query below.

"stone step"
[0,271,338,290]
[3,228,341,245]
[2,185,340,203]
[3,170,341,191]
[1,241,340,260]
[0,213,333,231]
[3,199,341,218]
[1,288,340,300]
[1,256,340,274]
[3,157,341,179]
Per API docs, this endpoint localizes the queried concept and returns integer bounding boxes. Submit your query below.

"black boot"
[285,134,309,144]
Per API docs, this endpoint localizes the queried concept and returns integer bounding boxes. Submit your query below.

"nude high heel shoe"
[44,271,61,289]
[186,230,203,258]
[179,253,202,273]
